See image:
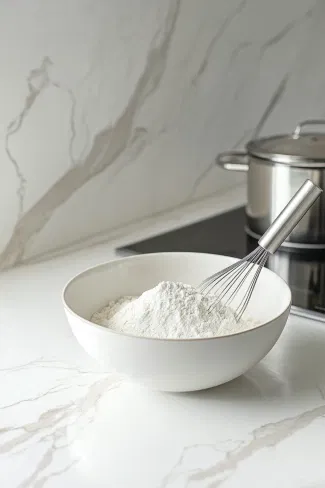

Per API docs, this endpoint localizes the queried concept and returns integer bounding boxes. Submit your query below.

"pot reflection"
[246,235,325,312]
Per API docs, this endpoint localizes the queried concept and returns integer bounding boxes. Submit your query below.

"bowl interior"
[63,252,291,329]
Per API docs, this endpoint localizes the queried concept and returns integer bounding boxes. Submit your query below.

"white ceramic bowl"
[63,252,291,392]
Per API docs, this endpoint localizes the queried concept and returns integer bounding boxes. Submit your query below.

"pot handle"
[293,119,325,138]
[216,151,249,172]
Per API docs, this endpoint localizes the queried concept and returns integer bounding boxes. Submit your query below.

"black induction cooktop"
[118,206,325,322]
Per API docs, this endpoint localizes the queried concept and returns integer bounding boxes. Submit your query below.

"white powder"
[91,281,258,339]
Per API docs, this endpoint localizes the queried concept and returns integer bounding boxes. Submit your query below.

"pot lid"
[247,119,325,168]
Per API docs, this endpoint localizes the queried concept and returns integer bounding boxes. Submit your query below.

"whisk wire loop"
[198,247,269,322]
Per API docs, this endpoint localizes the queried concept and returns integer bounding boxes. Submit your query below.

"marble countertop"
[1,209,325,488]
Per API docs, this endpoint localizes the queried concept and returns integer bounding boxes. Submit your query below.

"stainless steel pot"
[217,119,325,249]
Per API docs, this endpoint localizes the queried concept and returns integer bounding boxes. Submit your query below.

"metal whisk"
[199,179,322,321]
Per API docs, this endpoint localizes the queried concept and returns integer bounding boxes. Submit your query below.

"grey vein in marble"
[5,57,52,218]
[233,4,315,102]
[249,4,317,139]
[105,126,150,183]
[0,384,74,412]
[252,73,289,139]
[66,88,78,167]
[160,403,325,487]
[4,56,81,222]
[0,374,121,487]
[191,0,247,86]
[0,0,181,269]
[26,460,79,488]
[0,358,105,375]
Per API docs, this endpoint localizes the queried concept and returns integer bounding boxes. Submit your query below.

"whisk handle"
[258,179,322,254]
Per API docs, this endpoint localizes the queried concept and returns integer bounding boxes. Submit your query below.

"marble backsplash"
[0,0,324,269]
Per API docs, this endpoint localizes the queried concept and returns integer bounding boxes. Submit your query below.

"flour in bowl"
[91,281,257,339]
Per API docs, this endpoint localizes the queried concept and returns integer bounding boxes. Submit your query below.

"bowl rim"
[62,251,292,342]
